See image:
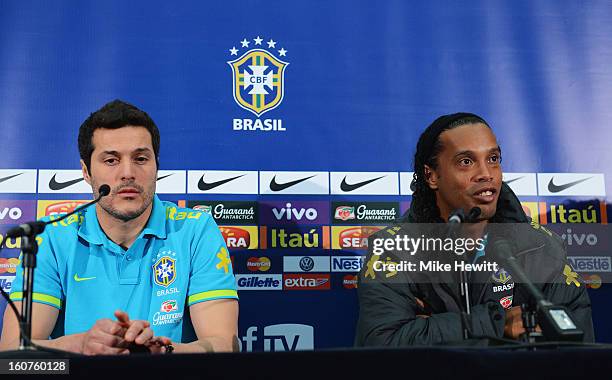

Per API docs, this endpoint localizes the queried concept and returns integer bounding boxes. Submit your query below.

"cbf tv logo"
[228,36,288,132]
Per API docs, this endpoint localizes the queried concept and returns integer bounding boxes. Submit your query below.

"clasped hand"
[80,310,171,355]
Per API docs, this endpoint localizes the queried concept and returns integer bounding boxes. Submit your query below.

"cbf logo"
[228,36,288,132]
[153,250,177,287]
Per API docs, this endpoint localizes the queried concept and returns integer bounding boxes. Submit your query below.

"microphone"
[448,209,465,224]
[491,239,584,341]
[467,207,481,222]
[5,184,111,239]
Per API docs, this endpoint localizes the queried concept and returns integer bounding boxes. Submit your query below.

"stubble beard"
[93,181,155,222]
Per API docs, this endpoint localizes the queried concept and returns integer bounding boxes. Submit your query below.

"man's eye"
[135,156,149,163]
[104,158,118,165]
[489,155,502,164]
[459,158,473,166]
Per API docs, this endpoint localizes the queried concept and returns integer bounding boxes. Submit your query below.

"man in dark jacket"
[355,113,594,346]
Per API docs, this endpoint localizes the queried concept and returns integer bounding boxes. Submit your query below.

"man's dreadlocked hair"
[410,113,491,222]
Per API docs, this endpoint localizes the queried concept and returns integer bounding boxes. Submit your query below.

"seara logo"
[228,36,288,132]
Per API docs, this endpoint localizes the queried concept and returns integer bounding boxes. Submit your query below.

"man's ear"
[424,164,439,190]
[80,159,92,186]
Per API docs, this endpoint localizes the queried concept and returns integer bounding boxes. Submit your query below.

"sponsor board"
[0,200,36,224]
[260,201,329,225]
[0,258,19,274]
[331,226,384,250]
[156,170,187,194]
[503,173,538,196]
[236,274,283,290]
[38,170,90,193]
[332,256,364,272]
[188,201,258,224]
[567,256,611,272]
[0,170,37,193]
[538,201,607,224]
[260,226,330,249]
[537,173,605,197]
[283,274,330,290]
[219,226,258,250]
[343,275,358,289]
[260,171,329,195]
[399,172,414,195]
[247,256,271,272]
[332,202,398,224]
[0,275,14,292]
[37,200,90,219]
[241,324,314,352]
[330,172,399,195]
[187,171,258,194]
[283,256,330,272]
[520,202,540,224]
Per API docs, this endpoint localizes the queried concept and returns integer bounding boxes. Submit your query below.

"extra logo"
[160,300,178,313]
[491,268,512,284]
[247,257,271,272]
[283,274,330,290]
[152,251,177,287]
[228,36,288,132]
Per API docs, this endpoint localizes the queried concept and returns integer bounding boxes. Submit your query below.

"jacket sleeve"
[354,234,505,346]
[542,270,595,342]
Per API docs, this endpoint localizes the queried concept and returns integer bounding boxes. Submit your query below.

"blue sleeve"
[186,214,238,306]
[9,228,63,310]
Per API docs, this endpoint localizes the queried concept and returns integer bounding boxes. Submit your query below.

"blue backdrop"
[0,0,611,349]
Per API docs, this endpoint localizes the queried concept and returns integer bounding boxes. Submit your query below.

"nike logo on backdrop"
[504,176,524,184]
[340,176,385,192]
[198,174,245,191]
[547,177,592,193]
[269,175,316,192]
[0,172,23,184]
[157,174,173,181]
[74,274,96,282]
[49,174,84,190]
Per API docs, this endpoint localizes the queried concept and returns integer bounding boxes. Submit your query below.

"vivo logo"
[0,207,22,220]
[272,203,318,221]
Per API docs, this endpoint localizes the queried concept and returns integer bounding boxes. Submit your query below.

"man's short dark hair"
[78,99,160,172]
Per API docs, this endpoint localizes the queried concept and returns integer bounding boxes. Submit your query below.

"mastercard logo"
[246,257,271,272]
[585,274,602,289]
[343,275,358,289]
[0,258,19,274]
[220,227,251,249]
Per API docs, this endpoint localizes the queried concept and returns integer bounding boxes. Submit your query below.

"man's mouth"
[472,187,497,203]
[117,187,140,196]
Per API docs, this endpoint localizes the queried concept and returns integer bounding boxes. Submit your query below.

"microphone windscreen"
[98,184,111,196]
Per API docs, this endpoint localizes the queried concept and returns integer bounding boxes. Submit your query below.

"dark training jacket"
[355,183,595,346]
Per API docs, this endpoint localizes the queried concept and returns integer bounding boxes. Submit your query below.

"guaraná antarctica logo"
[228,36,288,132]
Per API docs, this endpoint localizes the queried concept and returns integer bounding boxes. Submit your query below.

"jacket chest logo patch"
[491,268,512,284]
[500,295,513,309]
[153,250,177,287]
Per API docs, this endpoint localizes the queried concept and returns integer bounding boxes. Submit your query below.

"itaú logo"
[220,227,251,249]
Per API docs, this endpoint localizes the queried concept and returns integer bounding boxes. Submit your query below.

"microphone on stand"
[5,184,110,239]
[0,184,111,351]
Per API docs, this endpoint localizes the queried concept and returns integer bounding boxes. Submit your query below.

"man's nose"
[119,160,136,181]
[474,161,493,182]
